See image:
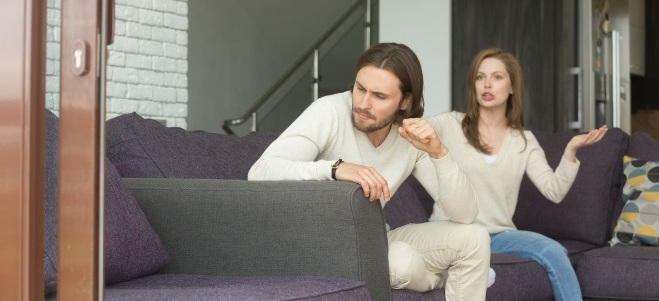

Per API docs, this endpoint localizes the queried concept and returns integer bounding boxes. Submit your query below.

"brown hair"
[355,42,424,124]
[461,47,527,154]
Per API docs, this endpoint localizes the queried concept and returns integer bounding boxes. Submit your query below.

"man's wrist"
[429,146,449,159]
[331,159,343,180]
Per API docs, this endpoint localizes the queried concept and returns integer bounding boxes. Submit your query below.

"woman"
[399,48,607,300]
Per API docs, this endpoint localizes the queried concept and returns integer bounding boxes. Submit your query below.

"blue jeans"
[490,230,582,301]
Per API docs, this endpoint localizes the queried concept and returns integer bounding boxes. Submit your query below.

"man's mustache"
[353,108,375,119]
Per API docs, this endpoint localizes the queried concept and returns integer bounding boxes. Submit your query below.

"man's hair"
[461,47,527,154]
[355,42,424,124]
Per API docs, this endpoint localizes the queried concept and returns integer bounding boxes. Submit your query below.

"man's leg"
[490,230,582,301]
[387,221,490,300]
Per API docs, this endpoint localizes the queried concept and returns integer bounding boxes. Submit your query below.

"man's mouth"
[353,108,375,120]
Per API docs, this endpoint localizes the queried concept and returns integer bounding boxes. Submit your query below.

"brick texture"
[46,0,188,128]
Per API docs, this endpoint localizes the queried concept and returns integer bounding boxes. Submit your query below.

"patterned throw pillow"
[609,156,659,246]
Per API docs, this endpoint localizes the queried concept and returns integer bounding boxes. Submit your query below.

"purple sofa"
[45,110,659,300]
[385,127,659,301]
[44,110,379,301]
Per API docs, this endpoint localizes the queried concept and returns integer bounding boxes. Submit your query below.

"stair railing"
[222,0,372,134]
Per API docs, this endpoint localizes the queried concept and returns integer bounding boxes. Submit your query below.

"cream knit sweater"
[248,92,479,224]
[427,112,580,233]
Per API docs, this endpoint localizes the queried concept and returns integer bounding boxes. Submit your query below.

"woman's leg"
[490,230,582,301]
[388,221,490,300]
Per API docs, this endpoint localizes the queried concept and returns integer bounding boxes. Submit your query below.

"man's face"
[351,66,410,133]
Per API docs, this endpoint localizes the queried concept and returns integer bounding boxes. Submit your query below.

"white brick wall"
[46,0,189,128]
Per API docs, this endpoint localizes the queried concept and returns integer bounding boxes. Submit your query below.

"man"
[248,42,490,299]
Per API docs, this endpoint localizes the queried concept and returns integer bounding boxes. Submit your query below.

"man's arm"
[248,99,337,181]
[400,118,479,224]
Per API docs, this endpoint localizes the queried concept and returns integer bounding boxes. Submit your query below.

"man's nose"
[359,94,372,108]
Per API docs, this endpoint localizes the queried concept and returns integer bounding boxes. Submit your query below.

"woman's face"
[474,57,513,112]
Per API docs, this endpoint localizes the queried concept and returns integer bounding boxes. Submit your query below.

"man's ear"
[400,94,412,110]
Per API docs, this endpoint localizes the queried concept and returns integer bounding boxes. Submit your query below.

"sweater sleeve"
[247,98,338,181]
[525,135,581,203]
[412,149,479,224]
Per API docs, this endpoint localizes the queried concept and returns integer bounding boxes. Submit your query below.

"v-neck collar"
[479,127,511,166]
[355,124,397,151]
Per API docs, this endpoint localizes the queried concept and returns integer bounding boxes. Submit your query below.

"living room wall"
[46,0,190,128]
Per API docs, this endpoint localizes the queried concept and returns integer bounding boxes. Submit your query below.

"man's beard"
[352,108,397,133]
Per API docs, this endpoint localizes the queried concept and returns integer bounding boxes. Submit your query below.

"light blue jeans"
[490,230,582,301]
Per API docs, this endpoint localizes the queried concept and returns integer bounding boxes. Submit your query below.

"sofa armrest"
[124,178,391,301]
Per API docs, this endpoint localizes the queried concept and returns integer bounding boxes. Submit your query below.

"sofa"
[44,110,659,300]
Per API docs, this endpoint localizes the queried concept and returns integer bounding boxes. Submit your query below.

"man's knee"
[453,224,490,252]
[388,241,422,276]
[388,241,440,291]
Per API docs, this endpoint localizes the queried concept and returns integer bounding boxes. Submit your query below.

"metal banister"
[222,0,370,134]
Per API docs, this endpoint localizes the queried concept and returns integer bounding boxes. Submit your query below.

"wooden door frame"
[0,0,46,300]
[0,0,112,299]
[58,0,112,300]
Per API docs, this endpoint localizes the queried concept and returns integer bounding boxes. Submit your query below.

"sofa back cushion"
[106,113,278,179]
[383,176,434,229]
[513,128,629,246]
[44,110,170,295]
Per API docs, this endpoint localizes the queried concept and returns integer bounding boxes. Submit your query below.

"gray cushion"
[106,112,277,179]
[104,274,370,301]
[44,110,170,295]
[514,128,629,246]
[575,246,659,299]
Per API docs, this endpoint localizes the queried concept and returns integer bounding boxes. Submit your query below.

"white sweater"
[248,92,479,224]
[427,112,580,233]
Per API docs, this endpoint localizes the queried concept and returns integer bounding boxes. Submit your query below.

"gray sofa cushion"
[106,112,277,179]
[514,128,630,246]
[99,274,370,301]
[44,110,170,295]
[575,246,659,299]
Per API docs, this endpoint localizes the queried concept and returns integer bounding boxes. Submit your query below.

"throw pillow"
[44,110,170,295]
[609,156,659,246]
[106,112,278,179]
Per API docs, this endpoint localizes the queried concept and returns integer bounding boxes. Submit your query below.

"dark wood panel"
[0,0,46,299]
[452,0,560,132]
[58,0,104,299]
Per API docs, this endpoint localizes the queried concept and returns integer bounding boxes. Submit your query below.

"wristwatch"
[331,159,343,180]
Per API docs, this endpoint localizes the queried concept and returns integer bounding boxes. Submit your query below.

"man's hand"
[335,162,390,202]
[564,125,608,162]
[398,118,448,159]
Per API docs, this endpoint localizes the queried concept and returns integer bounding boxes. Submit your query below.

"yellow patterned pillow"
[609,156,659,246]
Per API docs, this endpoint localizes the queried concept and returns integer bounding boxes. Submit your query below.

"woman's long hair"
[461,48,526,154]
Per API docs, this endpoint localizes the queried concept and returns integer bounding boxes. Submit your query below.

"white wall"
[46,0,189,128]
[379,0,451,116]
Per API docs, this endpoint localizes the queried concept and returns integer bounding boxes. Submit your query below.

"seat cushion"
[44,110,169,295]
[390,253,554,301]
[95,274,370,301]
[514,128,629,246]
[575,246,659,299]
[106,112,277,179]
